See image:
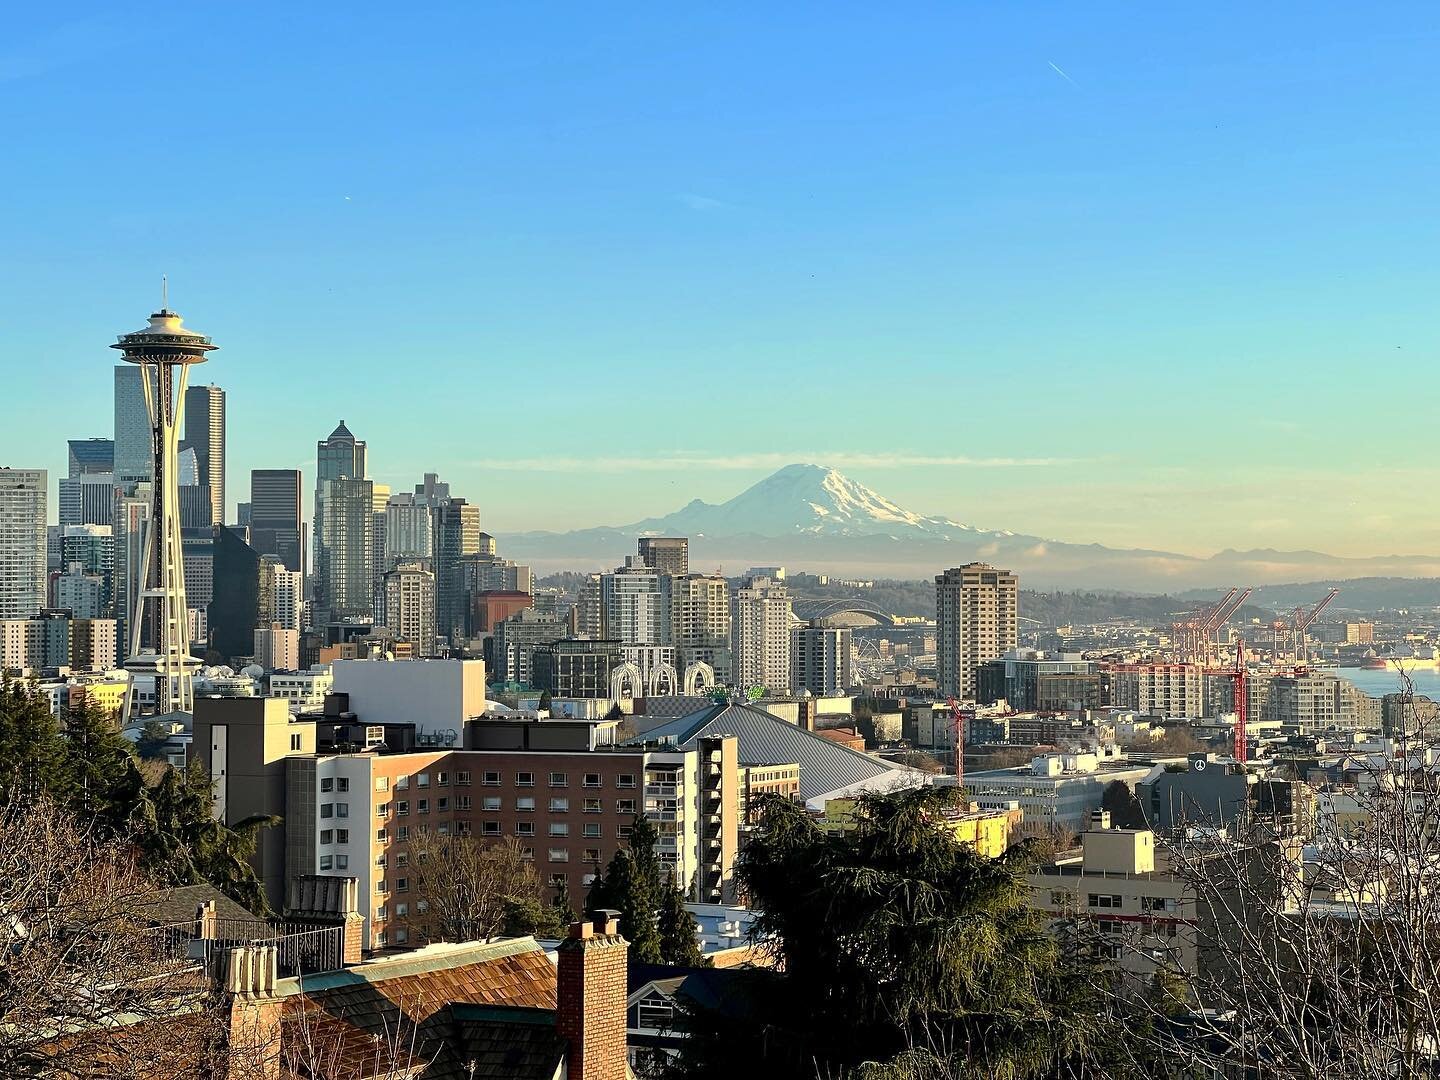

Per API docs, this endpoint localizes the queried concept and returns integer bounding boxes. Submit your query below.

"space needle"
[112,288,217,721]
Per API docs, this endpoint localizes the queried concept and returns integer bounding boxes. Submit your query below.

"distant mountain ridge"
[502,463,1440,590]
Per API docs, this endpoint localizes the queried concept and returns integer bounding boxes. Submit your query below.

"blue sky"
[2,3,1437,557]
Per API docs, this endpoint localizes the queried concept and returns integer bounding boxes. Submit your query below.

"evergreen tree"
[0,677,68,800]
[657,874,705,966]
[552,876,576,926]
[602,848,661,963]
[537,689,552,712]
[134,719,172,760]
[585,864,610,911]
[60,700,140,828]
[628,812,664,897]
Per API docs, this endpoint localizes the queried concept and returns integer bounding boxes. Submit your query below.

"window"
[377,803,390,817]
[376,904,387,918]
[319,855,333,870]
[549,798,569,813]
[584,848,602,863]
[549,771,567,787]
[516,822,535,836]
[335,854,349,870]
[1088,894,1123,910]
[616,799,636,815]
[337,777,350,792]
[377,828,388,843]
[416,900,430,914]
[1098,919,1125,934]
[397,826,409,842]
[335,803,349,818]
[417,799,429,814]
[584,773,601,788]
[458,770,472,786]
[521,847,534,861]
[336,829,349,844]
[397,852,409,868]
[618,774,637,789]
[397,877,409,893]
[437,772,449,786]
[417,773,430,788]
[395,775,409,790]
[583,823,601,838]
[321,777,334,793]
[376,854,387,868]
[549,873,567,888]
[320,804,334,819]
[320,829,333,845]
[457,821,473,836]
[438,797,449,811]
[375,930,387,946]
[457,795,472,811]
[375,777,389,792]
[549,823,569,837]
[1142,897,1177,914]
[584,798,602,814]
[290,733,302,751]
[481,770,501,786]
[517,797,535,812]
[482,821,502,836]
[377,879,389,893]
[396,902,408,918]
[397,801,409,816]
[438,823,450,836]
[482,796,501,811]
[618,825,634,839]
[548,848,569,862]
[517,771,535,787]
[393,927,408,944]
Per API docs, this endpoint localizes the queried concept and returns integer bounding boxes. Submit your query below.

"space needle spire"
[111,297,217,721]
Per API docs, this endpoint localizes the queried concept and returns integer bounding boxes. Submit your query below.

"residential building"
[492,608,568,687]
[0,613,118,672]
[471,590,533,635]
[602,558,671,646]
[55,564,106,619]
[459,553,533,597]
[383,491,433,563]
[671,573,731,685]
[369,482,392,625]
[249,468,304,573]
[1138,753,1255,834]
[979,649,1101,711]
[432,497,481,647]
[731,576,793,693]
[1345,622,1375,645]
[792,622,852,695]
[534,639,623,699]
[638,536,689,576]
[59,524,114,603]
[1105,662,1209,718]
[254,623,300,671]
[268,666,334,710]
[0,468,47,619]
[258,556,304,632]
[935,563,1018,700]
[576,574,603,638]
[382,560,436,654]
[183,383,225,525]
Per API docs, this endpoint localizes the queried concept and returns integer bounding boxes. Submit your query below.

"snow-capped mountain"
[502,464,1440,589]
[624,463,988,540]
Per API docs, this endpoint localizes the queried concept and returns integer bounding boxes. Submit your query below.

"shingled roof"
[625,701,924,802]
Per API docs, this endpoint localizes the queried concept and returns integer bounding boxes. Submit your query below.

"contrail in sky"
[1048,61,1077,85]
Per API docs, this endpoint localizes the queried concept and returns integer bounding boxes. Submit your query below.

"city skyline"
[4,5,1440,558]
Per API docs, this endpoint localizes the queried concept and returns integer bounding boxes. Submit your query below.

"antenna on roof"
[161,274,169,312]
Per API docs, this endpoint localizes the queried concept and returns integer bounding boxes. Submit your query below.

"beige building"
[935,563,1018,700]
[1104,662,1209,718]
[383,560,437,655]
[672,573,732,685]
[731,577,793,693]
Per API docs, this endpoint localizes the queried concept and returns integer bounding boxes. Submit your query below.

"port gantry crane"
[1172,587,1253,665]
[1293,588,1339,665]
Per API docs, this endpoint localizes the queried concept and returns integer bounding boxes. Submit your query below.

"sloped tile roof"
[625,701,917,801]
[450,1005,566,1080]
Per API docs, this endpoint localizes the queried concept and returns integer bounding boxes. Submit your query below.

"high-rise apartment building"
[59,524,114,610]
[638,537,689,577]
[258,556,304,633]
[112,367,151,485]
[383,560,436,655]
[183,384,225,525]
[432,498,480,646]
[370,483,391,626]
[0,469,47,620]
[492,608,568,686]
[792,622,852,696]
[935,563,1019,700]
[67,438,114,478]
[58,473,116,527]
[600,558,671,647]
[671,573,731,685]
[731,577,793,693]
[383,492,433,564]
[250,469,305,574]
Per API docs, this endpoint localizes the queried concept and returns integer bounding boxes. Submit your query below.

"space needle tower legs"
[112,294,217,723]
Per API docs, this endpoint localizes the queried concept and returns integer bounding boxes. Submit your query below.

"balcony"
[645,784,678,798]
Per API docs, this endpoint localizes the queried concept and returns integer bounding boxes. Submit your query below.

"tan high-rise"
[935,563,1018,700]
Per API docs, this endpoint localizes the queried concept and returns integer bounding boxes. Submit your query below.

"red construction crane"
[1227,640,1249,763]
[946,696,968,792]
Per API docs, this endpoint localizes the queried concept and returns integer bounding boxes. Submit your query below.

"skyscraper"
[432,497,480,646]
[250,469,304,573]
[601,558,671,646]
[315,478,375,623]
[792,622,853,696]
[110,304,216,718]
[935,563,1019,701]
[67,438,114,477]
[383,560,436,655]
[313,421,367,621]
[638,537,689,577]
[672,573,732,684]
[731,576,792,693]
[383,492,434,563]
[58,473,116,527]
[183,384,225,525]
[113,366,152,486]
[370,482,391,625]
[0,469,47,619]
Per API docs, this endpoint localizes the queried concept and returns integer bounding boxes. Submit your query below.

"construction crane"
[1202,587,1252,666]
[1293,588,1339,665]
[1224,640,1249,763]
[1171,586,1252,664]
[946,696,968,794]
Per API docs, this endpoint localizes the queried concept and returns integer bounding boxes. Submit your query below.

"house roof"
[450,1005,567,1080]
[133,883,262,928]
[626,701,920,802]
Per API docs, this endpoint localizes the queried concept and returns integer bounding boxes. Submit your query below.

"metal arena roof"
[627,700,912,802]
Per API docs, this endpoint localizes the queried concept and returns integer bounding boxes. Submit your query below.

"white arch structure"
[682,661,716,696]
[610,661,643,702]
[648,661,679,697]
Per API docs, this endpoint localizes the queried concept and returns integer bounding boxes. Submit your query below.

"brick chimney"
[224,945,283,1079]
[556,909,629,1080]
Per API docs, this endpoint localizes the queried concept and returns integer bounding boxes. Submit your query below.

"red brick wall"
[557,923,629,1080]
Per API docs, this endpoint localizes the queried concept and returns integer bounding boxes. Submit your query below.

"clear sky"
[2,3,1437,558]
